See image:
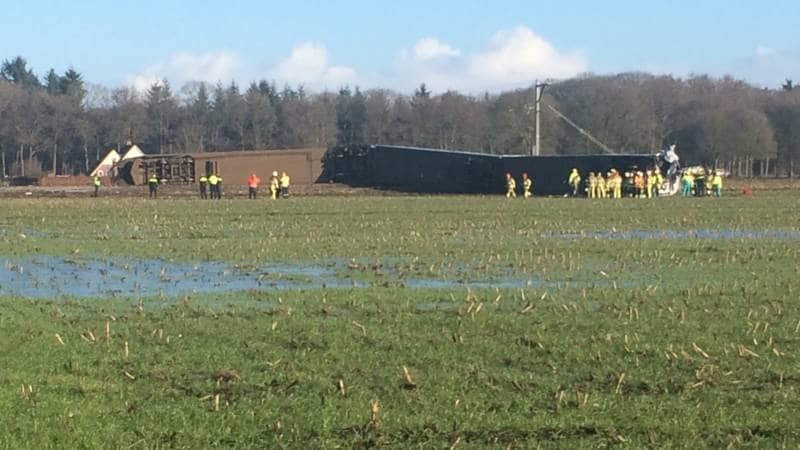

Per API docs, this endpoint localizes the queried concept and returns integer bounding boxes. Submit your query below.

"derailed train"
[324,145,676,196]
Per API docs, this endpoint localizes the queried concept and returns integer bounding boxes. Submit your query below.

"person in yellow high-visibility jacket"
[269,171,280,200]
[568,168,581,197]
[609,169,622,199]
[596,172,606,198]
[505,173,517,198]
[91,175,101,197]
[521,172,532,198]
[198,174,208,199]
[588,172,597,199]
[711,171,723,197]
[147,173,159,198]
[645,170,654,198]
[279,171,291,198]
[208,173,220,199]
[652,168,663,198]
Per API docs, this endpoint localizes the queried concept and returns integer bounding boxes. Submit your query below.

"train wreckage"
[324,144,681,196]
[96,143,681,197]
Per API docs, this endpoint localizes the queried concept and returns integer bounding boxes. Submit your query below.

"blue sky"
[1,0,798,93]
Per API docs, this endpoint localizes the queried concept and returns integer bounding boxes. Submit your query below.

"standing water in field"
[0,256,342,299]
[0,255,594,299]
[2,226,797,300]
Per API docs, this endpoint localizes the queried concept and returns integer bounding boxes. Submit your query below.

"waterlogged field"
[1,193,800,448]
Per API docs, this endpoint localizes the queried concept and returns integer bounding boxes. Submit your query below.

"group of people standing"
[504,172,533,198]
[197,173,224,199]
[140,170,291,199]
[681,169,724,197]
[583,168,664,199]
[246,171,291,200]
[503,166,726,199]
[198,171,290,199]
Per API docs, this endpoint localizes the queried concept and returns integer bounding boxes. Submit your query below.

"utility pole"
[533,81,548,156]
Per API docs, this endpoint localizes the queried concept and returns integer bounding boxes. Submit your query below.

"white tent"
[90,149,120,177]
[120,144,145,161]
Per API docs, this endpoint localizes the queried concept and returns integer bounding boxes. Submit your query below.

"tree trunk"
[52,142,58,176]
[18,145,25,177]
[1,146,6,179]
[84,144,89,174]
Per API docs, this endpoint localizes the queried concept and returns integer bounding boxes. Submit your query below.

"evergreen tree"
[335,87,367,146]
[1,56,41,89]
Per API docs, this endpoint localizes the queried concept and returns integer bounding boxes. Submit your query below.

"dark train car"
[324,145,495,193]
[326,145,658,195]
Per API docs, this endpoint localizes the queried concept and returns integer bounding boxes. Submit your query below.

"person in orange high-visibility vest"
[633,171,645,197]
[247,173,261,199]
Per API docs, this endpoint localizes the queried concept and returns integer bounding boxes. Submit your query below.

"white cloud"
[268,42,357,90]
[413,37,460,61]
[123,27,587,95]
[126,50,243,92]
[393,26,587,92]
[468,27,586,87]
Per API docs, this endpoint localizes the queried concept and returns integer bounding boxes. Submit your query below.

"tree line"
[1,55,798,178]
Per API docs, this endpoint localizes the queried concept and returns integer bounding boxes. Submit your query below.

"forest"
[1,55,798,178]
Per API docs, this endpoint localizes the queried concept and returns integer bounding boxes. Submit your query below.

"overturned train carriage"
[115,149,327,186]
[324,145,662,195]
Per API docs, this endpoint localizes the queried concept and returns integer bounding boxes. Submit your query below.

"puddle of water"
[548,229,800,240]
[0,256,351,299]
[0,256,627,300]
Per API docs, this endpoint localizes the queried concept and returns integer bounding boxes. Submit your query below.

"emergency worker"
[694,169,707,197]
[610,169,622,199]
[208,173,220,199]
[653,168,663,198]
[588,172,597,199]
[596,172,606,198]
[198,174,208,199]
[505,172,517,198]
[247,173,261,199]
[521,172,532,198]
[634,171,645,197]
[269,171,280,200]
[568,168,581,197]
[279,171,290,198]
[681,172,694,197]
[92,175,101,197]
[711,171,723,197]
[148,172,159,198]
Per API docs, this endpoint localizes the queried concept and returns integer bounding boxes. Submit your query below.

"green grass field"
[1,193,800,448]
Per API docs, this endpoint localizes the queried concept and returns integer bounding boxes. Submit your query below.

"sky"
[1,0,798,95]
